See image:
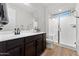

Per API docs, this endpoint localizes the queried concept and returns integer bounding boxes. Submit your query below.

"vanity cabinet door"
[6,38,24,56]
[36,34,46,56]
[0,41,7,56]
[7,47,21,56]
[42,33,46,52]
[25,41,36,56]
[36,38,43,56]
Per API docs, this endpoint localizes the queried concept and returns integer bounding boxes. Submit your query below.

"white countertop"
[0,32,45,42]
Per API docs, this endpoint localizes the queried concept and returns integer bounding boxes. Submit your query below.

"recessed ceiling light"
[24,3,31,6]
[59,9,62,11]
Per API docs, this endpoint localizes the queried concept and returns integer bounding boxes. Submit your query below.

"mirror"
[1,3,37,32]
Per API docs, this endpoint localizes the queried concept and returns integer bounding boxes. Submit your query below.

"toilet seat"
[46,38,53,43]
[46,38,53,48]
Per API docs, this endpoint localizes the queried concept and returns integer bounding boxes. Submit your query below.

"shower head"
[69,10,79,18]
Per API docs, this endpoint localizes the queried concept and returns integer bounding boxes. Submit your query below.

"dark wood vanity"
[0,33,46,56]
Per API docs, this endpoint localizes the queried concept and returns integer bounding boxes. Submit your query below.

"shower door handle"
[71,24,76,28]
[72,25,76,28]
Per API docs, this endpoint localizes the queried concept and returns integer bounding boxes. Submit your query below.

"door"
[25,41,36,56]
[36,38,42,56]
[7,47,21,56]
[60,15,76,48]
[42,33,46,52]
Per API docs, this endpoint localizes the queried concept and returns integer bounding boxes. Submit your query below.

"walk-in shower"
[49,9,77,48]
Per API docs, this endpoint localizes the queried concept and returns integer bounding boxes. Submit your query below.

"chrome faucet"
[14,28,20,35]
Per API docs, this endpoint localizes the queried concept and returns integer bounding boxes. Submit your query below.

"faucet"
[14,28,20,35]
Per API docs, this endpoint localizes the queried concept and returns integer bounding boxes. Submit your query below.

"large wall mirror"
[0,3,36,32]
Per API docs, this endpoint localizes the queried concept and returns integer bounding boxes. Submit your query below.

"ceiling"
[31,3,76,14]
[7,3,76,14]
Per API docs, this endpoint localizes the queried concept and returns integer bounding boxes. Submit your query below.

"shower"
[49,9,77,48]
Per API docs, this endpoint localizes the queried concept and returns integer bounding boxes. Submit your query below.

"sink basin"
[0,30,45,42]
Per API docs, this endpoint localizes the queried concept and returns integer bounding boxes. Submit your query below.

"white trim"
[59,43,77,51]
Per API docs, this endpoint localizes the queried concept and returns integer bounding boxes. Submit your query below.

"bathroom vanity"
[0,32,46,56]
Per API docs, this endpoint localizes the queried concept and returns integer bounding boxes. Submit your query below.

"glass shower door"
[60,15,76,48]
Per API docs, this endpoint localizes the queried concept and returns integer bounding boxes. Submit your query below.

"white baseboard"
[59,43,77,51]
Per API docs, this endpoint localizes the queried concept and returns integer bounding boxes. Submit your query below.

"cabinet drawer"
[0,41,7,56]
[25,34,42,43]
[0,41,6,52]
[7,47,21,56]
[6,38,24,50]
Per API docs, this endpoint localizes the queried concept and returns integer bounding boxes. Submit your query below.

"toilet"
[46,34,53,49]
